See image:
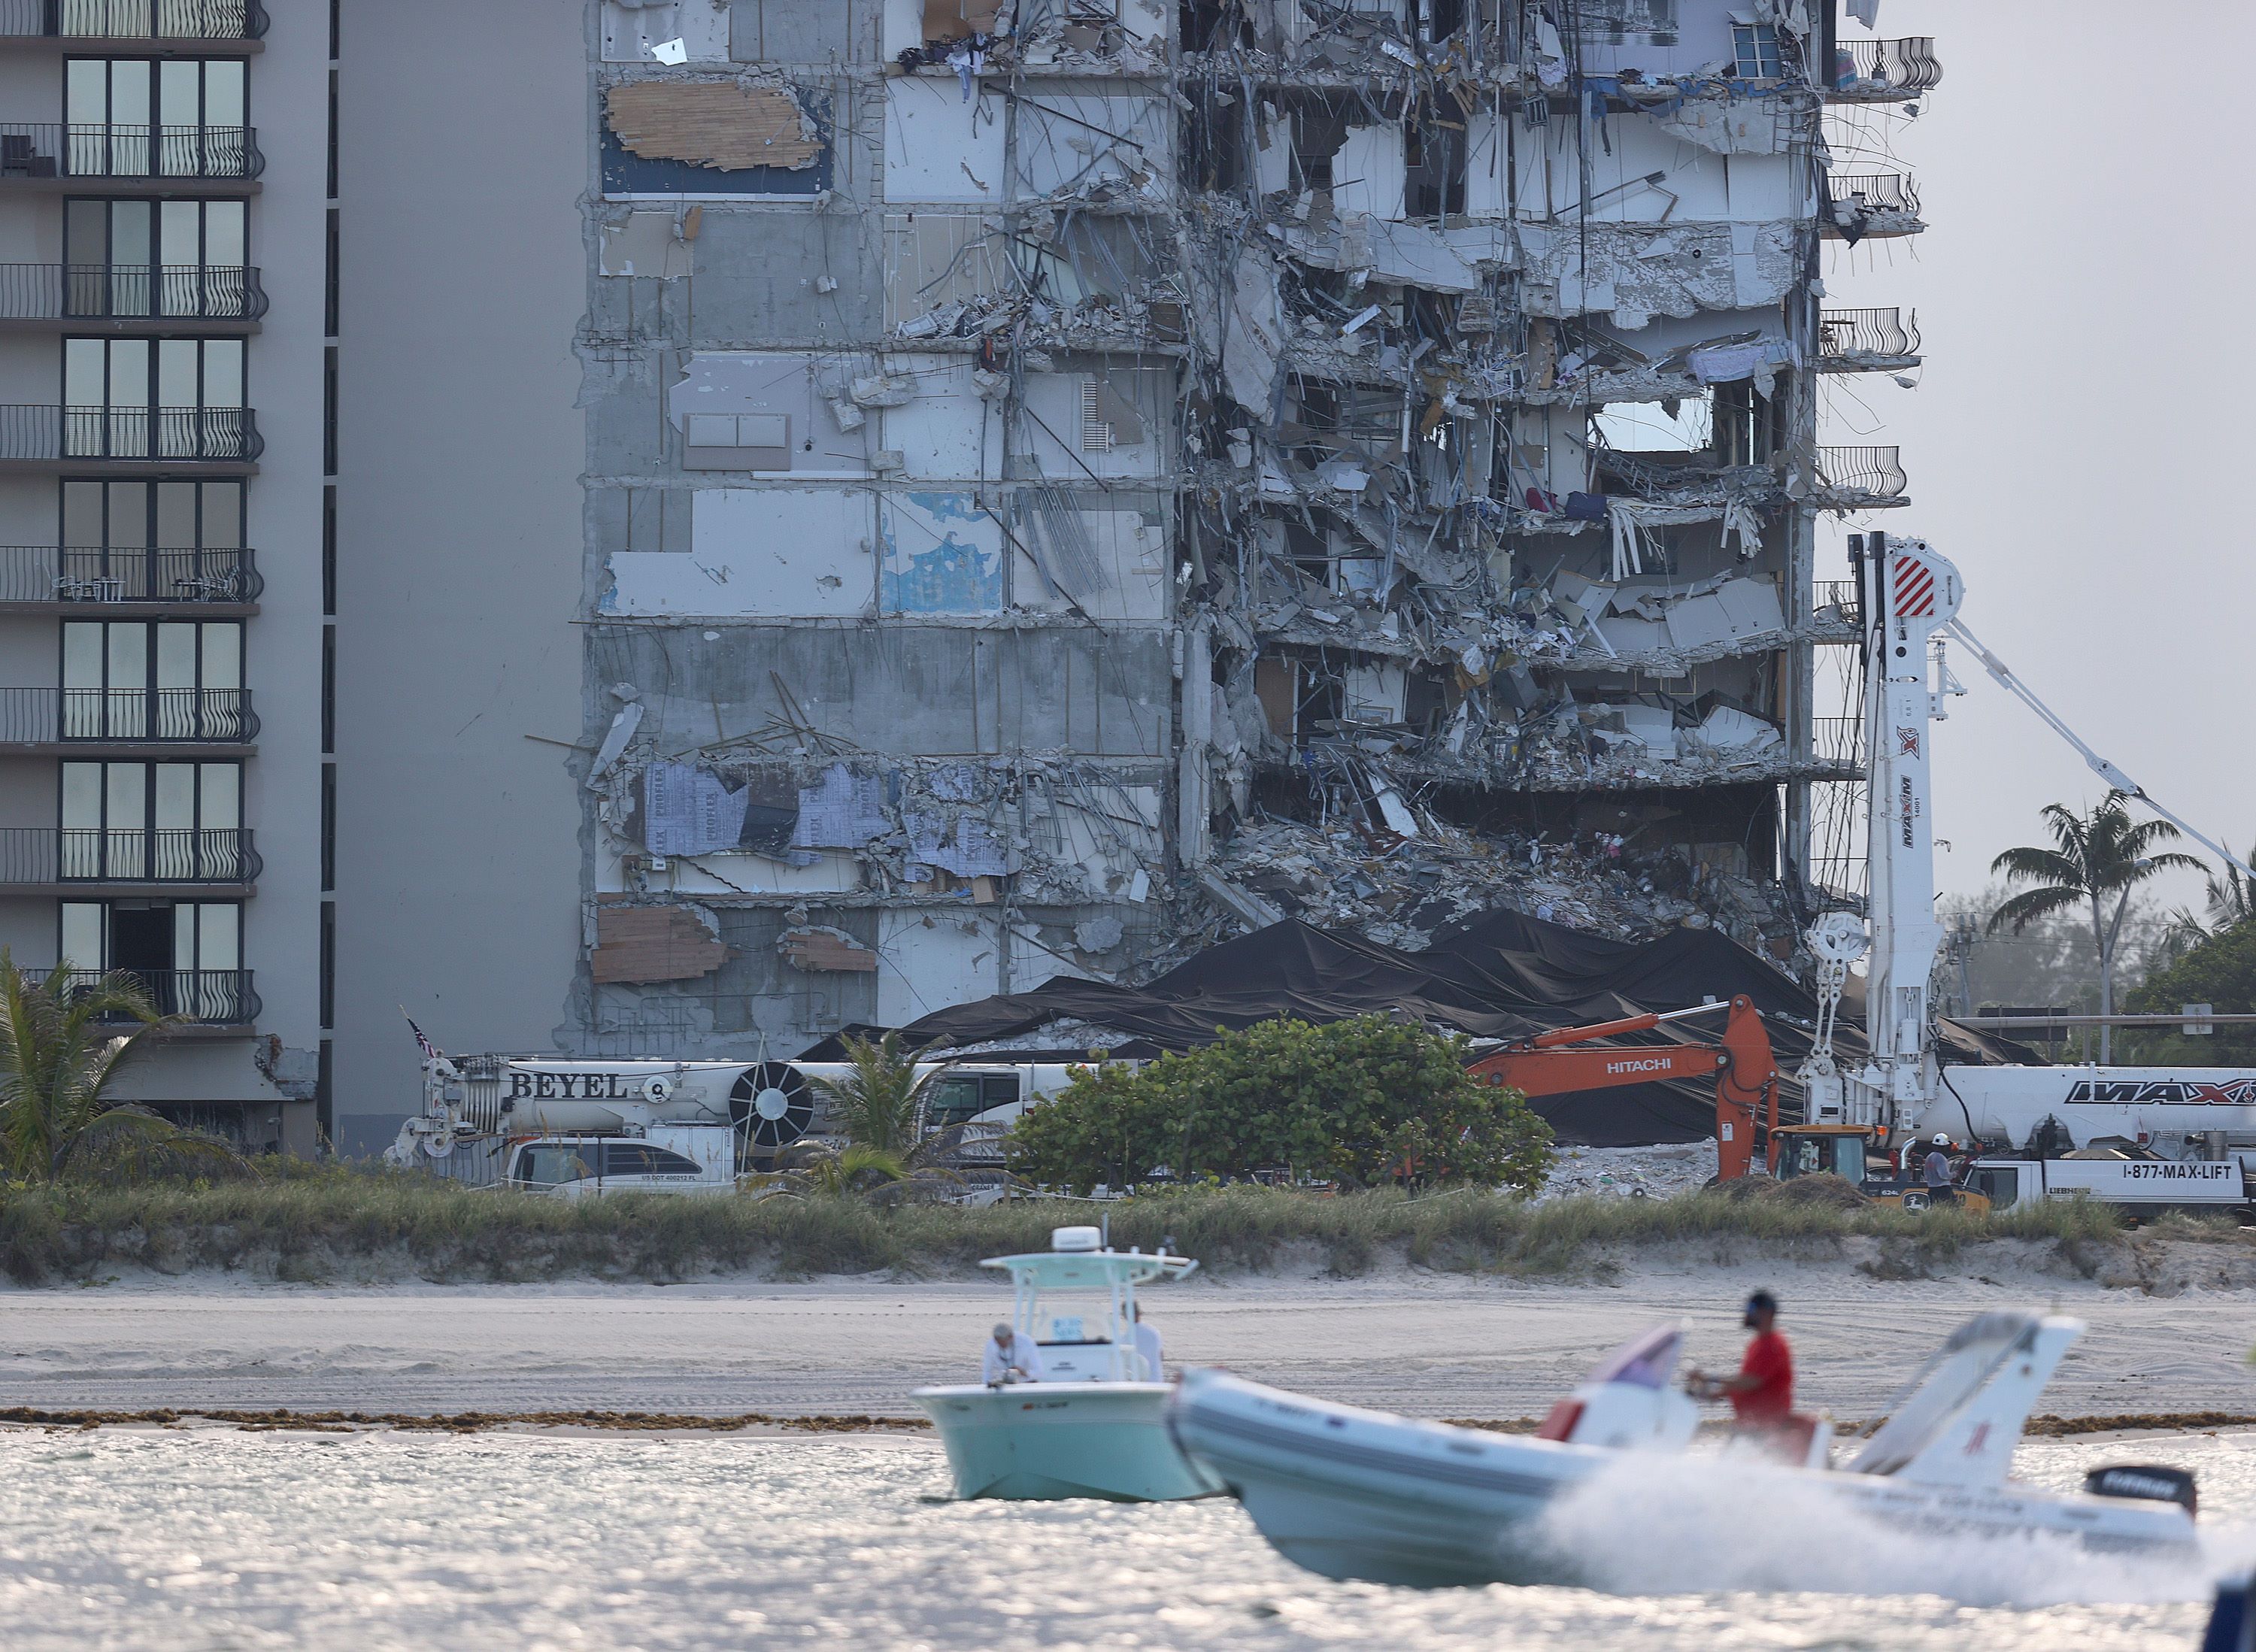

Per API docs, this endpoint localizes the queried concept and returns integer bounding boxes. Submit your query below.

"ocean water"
[0,1428,2251,1650]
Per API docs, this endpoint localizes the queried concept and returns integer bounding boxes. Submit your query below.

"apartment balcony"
[61,965,259,1028]
[0,544,259,612]
[0,685,256,753]
[1812,714,1867,769]
[0,262,265,333]
[0,0,265,49]
[0,123,262,194]
[1821,174,1922,241]
[1817,307,1921,371]
[1813,577,1863,632]
[1829,37,1941,100]
[0,824,257,893]
[1815,445,1909,508]
[0,404,259,473]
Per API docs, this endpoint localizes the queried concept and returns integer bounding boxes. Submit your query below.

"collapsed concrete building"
[325,0,1940,1147]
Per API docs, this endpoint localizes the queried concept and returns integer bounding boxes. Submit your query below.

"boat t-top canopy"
[981,1226,1199,1361]
[979,1250,1200,1290]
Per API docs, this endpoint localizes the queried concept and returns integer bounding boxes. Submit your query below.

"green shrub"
[1005,1015,1556,1193]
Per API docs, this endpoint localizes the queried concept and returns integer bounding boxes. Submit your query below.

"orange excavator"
[1465,995,1781,1179]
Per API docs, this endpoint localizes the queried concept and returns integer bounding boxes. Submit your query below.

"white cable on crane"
[1943,617,2256,883]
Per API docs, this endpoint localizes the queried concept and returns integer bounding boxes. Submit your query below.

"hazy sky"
[1817,1,2256,911]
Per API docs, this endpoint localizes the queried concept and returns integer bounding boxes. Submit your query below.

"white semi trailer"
[386,1053,1096,1195]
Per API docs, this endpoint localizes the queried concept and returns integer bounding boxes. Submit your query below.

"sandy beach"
[6,1245,2255,1422]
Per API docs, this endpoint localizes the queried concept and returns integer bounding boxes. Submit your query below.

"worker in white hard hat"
[983,1321,1045,1386]
[1921,1135,1958,1206]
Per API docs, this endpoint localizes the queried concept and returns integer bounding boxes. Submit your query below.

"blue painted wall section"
[880,491,1004,614]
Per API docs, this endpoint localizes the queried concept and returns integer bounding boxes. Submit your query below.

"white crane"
[1802,534,2256,1157]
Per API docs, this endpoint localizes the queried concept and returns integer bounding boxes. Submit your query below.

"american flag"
[402,1010,439,1062]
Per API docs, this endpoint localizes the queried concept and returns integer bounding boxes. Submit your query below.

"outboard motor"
[2085,1463,2198,1517]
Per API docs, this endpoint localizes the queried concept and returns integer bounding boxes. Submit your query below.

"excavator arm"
[1465,996,1781,1179]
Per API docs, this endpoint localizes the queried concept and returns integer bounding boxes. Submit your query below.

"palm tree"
[2165,839,2255,953]
[1988,797,2205,1062]
[759,1032,966,1202]
[0,953,238,1183]
[809,1031,940,1154]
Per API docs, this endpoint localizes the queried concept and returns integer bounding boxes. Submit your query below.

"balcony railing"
[0,825,259,883]
[0,122,262,180]
[1833,37,1941,95]
[1827,172,1921,216]
[61,965,258,1023]
[1813,577,1862,626]
[0,545,259,603]
[0,262,265,320]
[1817,444,1909,500]
[0,404,261,462]
[1812,715,1866,767]
[0,0,267,36]
[1818,307,1920,360]
[0,685,256,742]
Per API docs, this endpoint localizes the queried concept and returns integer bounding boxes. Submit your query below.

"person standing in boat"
[984,1321,1045,1386]
[1687,1290,1794,1445]
[1132,1302,1166,1382]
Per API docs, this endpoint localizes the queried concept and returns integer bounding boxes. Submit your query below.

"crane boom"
[1942,617,2255,882]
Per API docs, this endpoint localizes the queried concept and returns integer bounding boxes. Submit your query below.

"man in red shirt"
[1689,1290,1794,1444]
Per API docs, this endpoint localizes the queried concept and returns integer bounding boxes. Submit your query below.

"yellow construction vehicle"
[1770,1123,1992,1214]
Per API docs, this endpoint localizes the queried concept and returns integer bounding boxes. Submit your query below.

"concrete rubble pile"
[1537,1140,1721,1200]
[572,0,1935,1053]
[1188,811,1800,956]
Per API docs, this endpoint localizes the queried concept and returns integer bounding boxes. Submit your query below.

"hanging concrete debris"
[571,1,1936,1056]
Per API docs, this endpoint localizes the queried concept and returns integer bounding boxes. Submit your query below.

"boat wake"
[1530,1451,2251,1606]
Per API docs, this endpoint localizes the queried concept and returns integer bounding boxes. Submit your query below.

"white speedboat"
[1166,1313,2198,1586]
[911,1226,1221,1502]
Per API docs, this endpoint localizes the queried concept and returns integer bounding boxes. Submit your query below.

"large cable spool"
[730,1062,814,1153]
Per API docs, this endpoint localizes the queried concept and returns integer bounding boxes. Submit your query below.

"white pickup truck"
[1962,1155,2251,1217]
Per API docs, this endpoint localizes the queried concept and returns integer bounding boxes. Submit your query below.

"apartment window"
[321,483,335,614]
[63,335,246,459]
[326,67,337,198]
[61,897,241,1016]
[61,759,240,878]
[320,624,333,753]
[1578,0,1676,44]
[319,899,334,1029]
[1731,23,1784,80]
[62,617,242,738]
[62,477,244,596]
[323,207,338,336]
[65,57,247,176]
[1403,119,1465,219]
[65,198,247,319]
[320,761,335,890]
[323,344,337,474]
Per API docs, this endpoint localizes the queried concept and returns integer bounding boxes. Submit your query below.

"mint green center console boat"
[911,1226,1220,1502]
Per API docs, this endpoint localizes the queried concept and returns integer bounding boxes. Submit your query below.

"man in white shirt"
[983,1321,1044,1385]
[1132,1302,1165,1382]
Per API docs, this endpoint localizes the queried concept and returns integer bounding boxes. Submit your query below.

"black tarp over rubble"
[803,913,2041,1147]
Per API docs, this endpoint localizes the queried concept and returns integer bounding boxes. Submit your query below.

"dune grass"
[0,1166,2183,1287]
